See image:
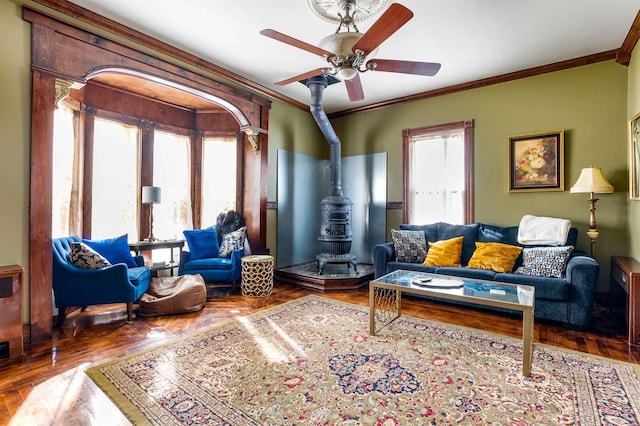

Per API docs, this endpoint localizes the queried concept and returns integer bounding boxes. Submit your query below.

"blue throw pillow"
[477,224,520,245]
[400,223,438,243]
[83,234,137,268]
[184,228,219,261]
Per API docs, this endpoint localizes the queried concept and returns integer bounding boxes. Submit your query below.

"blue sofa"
[372,222,599,329]
[52,236,151,326]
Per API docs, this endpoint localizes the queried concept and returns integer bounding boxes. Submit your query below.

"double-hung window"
[91,118,140,240]
[52,104,77,238]
[153,130,193,240]
[403,120,474,224]
[200,136,237,227]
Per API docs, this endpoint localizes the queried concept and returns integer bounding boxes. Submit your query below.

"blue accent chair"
[178,227,243,292]
[52,236,151,327]
[178,249,243,292]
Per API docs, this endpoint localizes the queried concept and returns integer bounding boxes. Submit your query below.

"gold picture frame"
[508,130,564,192]
[630,112,640,200]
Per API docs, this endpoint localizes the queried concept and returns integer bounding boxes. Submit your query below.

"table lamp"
[569,166,613,258]
[141,186,161,241]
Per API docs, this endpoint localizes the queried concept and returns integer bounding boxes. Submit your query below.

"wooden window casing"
[402,120,475,225]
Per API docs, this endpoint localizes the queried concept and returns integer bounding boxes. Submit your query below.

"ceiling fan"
[260,0,441,102]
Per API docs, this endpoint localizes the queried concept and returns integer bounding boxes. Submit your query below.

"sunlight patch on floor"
[238,316,302,363]
[9,363,130,426]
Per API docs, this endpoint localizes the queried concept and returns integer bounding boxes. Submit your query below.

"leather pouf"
[139,274,206,316]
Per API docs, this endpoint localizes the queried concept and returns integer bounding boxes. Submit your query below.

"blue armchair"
[178,227,244,292]
[178,249,243,291]
[52,236,151,327]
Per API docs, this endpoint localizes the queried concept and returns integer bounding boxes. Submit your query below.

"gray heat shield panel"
[277,149,387,268]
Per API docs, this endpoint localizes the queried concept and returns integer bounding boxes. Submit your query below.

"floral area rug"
[86,295,640,425]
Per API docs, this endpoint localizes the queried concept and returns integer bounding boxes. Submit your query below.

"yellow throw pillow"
[423,236,464,267]
[467,242,523,273]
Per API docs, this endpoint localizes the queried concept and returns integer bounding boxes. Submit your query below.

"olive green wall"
[0,1,31,318]
[628,46,640,260]
[331,61,629,291]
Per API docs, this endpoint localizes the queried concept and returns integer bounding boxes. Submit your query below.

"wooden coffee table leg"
[522,306,534,376]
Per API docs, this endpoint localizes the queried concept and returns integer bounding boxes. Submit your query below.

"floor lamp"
[569,166,613,259]
[142,186,161,242]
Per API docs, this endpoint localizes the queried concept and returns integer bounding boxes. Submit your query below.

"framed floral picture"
[508,130,564,192]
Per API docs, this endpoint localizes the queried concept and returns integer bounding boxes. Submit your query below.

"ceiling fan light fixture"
[318,32,363,57]
[336,67,358,80]
[261,3,436,102]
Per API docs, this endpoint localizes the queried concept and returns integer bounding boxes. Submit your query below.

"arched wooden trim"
[84,67,256,131]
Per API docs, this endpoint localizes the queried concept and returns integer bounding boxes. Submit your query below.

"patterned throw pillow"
[391,229,427,263]
[467,242,523,273]
[423,236,464,267]
[219,226,247,258]
[515,246,574,278]
[68,242,111,269]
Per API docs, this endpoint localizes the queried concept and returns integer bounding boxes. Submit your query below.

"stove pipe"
[308,77,343,197]
[305,76,354,259]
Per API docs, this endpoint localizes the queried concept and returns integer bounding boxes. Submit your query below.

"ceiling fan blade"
[352,3,414,55]
[274,68,328,86]
[368,59,441,76]
[345,73,365,102]
[260,29,334,57]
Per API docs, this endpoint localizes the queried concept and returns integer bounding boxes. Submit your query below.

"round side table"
[241,255,274,297]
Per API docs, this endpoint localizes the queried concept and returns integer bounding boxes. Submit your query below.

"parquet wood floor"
[1,282,638,425]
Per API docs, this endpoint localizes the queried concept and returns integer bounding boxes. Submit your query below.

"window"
[200,136,237,227]
[403,120,474,224]
[55,113,240,244]
[91,118,140,240]
[52,104,76,238]
[52,106,241,248]
[153,130,193,240]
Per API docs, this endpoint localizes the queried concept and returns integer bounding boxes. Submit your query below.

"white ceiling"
[69,0,639,113]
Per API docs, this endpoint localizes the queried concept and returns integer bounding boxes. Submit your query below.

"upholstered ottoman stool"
[139,274,206,316]
[241,255,274,297]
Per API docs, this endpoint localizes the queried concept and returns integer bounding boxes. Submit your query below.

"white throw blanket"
[517,215,572,246]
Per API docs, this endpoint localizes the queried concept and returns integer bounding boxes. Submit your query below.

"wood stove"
[305,75,358,274]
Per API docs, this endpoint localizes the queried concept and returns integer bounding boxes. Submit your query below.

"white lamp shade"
[570,167,614,194]
[336,67,359,80]
[319,32,364,57]
[318,32,379,58]
[141,186,161,204]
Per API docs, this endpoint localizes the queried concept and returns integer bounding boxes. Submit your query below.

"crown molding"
[329,50,619,118]
[617,9,640,65]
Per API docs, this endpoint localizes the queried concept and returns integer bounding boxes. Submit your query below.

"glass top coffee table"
[369,269,535,376]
